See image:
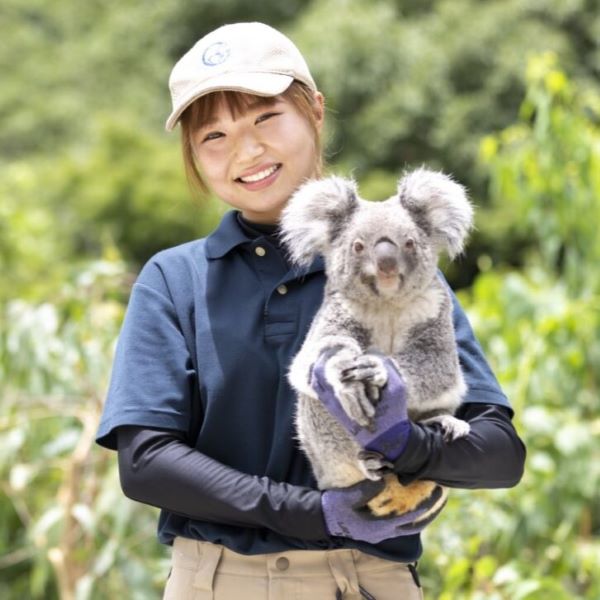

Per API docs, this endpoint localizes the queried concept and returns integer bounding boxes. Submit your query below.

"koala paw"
[325,353,387,426]
[367,475,443,518]
[336,383,375,427]
[339,353,388,403]
[358,450,392,481]
[422,414,471,442]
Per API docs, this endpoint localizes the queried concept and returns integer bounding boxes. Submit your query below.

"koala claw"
[443,418,471,442]
[358,451,391,481]
[422,415,471,442]
[340,354,388,387]
[325,352,381,425]
[365,383,381,404]
[337,384,375,426]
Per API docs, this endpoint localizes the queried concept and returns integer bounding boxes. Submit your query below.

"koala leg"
[421,414,471,442]
[367,474,448,521]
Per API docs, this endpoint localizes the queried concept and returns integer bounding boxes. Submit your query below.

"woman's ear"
[313,91,325,133]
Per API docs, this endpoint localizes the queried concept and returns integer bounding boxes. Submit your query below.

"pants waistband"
[172,537,410,577]
[170,537,417,598]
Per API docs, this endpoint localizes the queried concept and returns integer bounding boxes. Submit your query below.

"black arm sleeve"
[392,403,526,489]
[116,426,328,541]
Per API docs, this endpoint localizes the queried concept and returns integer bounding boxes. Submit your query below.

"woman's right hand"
[321,479,445,544]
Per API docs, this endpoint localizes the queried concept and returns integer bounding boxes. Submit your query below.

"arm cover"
[393,403,526,488]
[117,425,328,541]
[117,402,525,534]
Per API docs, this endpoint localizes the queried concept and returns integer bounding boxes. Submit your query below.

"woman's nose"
[236,132,265,162]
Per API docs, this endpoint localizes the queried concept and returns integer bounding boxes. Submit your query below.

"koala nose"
[374,239,399,275]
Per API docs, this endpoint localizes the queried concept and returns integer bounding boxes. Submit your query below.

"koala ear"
[279,176,359,267]
[397,168,473,259]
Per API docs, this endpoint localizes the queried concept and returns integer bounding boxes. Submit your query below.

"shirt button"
[275,556,289,571]
[276,284,288,295]
[255,246,266,257]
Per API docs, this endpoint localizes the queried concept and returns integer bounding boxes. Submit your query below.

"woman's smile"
[235,163,282,190]
[192,94,324,223]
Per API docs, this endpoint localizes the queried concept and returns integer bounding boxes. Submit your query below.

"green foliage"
[419,56,600,599]
[46,117,224,266]
[421,269,600,598]
[290,0,600,285]
[0,161,72,302]
[293,0,599,186]
[479,51,600,294]
[0,0,174,159]
[3,0,600,274]
[1,261,169,599]
[0,118,224,304]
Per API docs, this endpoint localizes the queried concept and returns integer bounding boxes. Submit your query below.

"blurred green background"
[1,1,599,598]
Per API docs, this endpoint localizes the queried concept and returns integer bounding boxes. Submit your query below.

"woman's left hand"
[311,349,413,461]
[321,479,446,543]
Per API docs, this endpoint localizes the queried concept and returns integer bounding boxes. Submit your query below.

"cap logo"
[202,42,230,67]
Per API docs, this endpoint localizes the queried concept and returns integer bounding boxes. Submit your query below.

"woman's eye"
[255,112,280,124]
[201,131,224,143]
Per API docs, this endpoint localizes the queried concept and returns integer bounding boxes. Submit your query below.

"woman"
[96,22,525,599]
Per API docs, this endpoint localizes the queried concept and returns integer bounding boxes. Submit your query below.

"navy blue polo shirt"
[97,210,510,559]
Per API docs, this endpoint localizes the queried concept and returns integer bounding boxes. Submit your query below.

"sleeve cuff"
[391,423,433,484]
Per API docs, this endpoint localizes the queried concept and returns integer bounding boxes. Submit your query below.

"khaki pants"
[163,537,424,600]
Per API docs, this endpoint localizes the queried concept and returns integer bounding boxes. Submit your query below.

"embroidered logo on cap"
[202,42,230,67]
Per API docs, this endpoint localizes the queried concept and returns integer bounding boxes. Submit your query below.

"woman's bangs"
[187,91,277,130]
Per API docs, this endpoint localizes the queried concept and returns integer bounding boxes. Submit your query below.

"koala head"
[280,168,473,303]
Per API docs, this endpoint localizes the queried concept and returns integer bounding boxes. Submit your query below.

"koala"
[280,167,474,521]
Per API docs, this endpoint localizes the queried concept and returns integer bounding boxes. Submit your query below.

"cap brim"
[165,72,294,131]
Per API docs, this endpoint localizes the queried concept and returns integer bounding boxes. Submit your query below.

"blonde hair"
[179,81,324,195]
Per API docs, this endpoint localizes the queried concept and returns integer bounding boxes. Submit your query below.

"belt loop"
[408,562,421,588]
[327,550,360,599]
[192,542,223,592]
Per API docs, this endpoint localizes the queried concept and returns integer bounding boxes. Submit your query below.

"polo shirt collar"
[205,211,252,259]
[204,209,325,276]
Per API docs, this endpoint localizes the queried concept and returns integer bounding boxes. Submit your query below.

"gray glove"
[321,479,446,544]
[311,349,412,461]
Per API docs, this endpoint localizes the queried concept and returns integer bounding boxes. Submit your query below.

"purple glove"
[311,349,412,461]
[321,480,446,543]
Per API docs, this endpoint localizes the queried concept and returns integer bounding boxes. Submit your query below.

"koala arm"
[392,284,526,488]
[289,335,363,397]
[288,301,367,398]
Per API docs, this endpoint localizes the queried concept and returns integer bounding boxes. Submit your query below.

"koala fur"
[280,167,473,519]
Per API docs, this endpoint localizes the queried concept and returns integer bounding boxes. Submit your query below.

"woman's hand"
[311,349,413,461]
[321,479,445,544]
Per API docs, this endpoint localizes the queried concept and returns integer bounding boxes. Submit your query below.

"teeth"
[239,165,278,183]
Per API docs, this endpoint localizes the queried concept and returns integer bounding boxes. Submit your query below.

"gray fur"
[281,168,473,490]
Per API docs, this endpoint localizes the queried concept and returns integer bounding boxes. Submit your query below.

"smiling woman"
[182,87,324,223]
[180,80,324,204]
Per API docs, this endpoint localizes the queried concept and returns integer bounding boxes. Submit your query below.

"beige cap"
[165,22,317,131]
